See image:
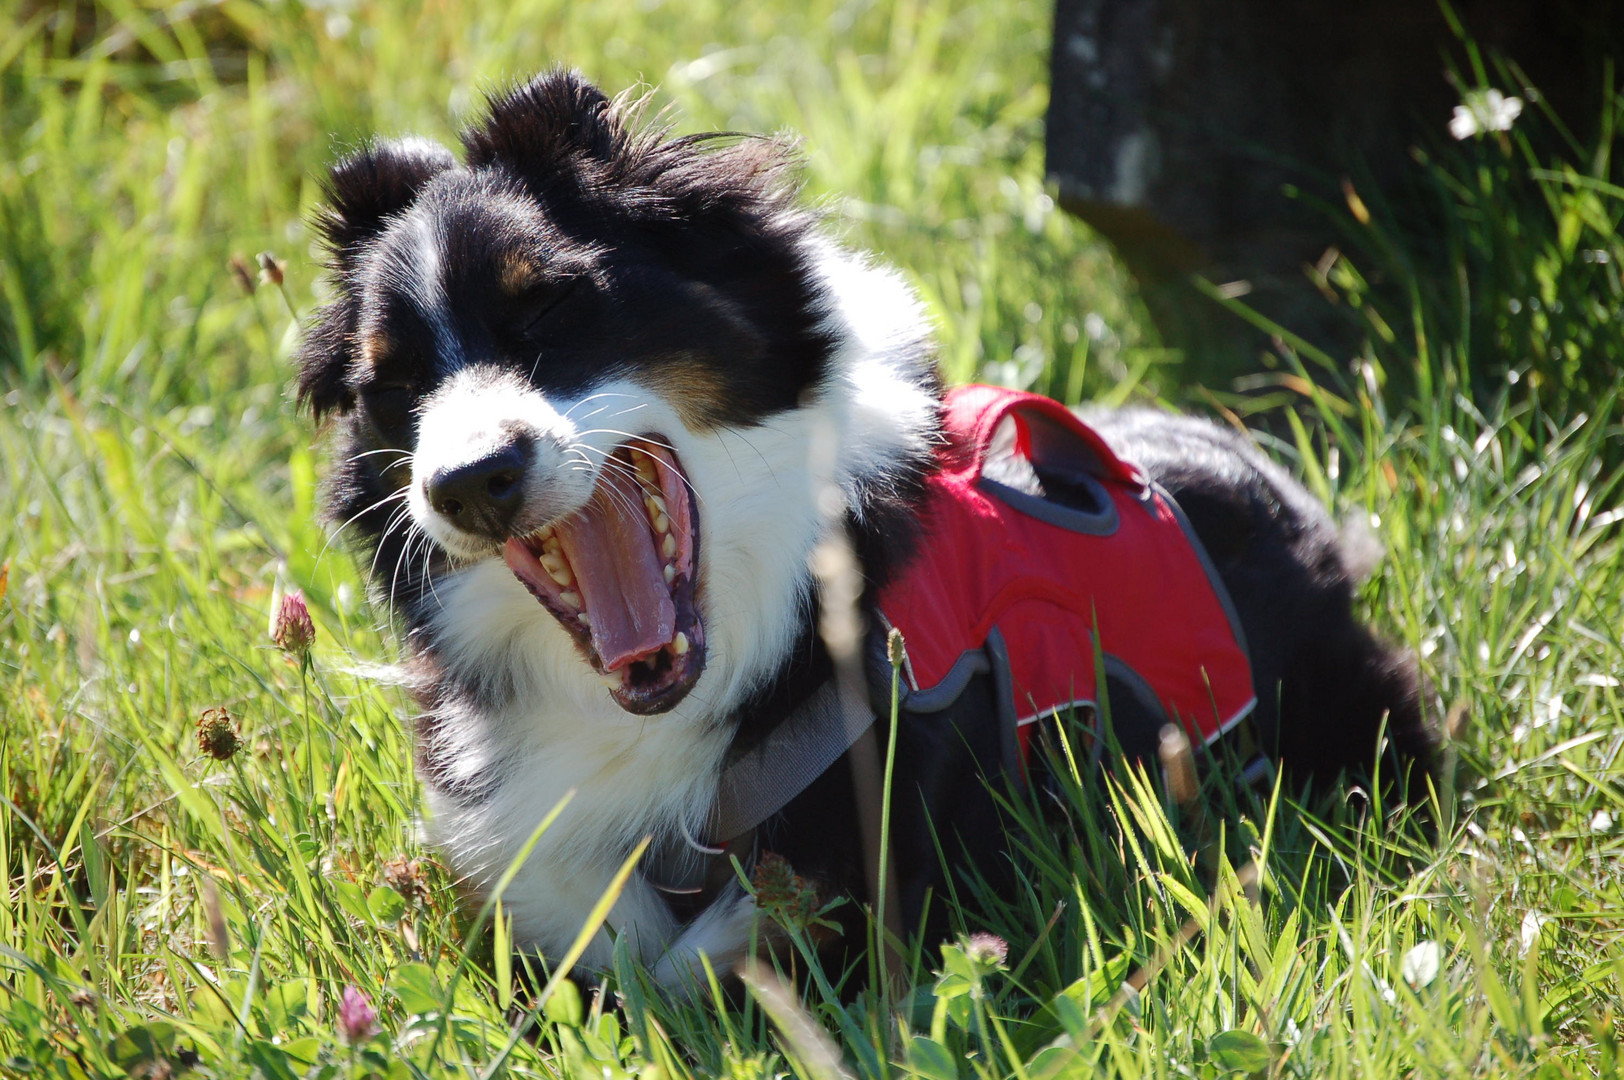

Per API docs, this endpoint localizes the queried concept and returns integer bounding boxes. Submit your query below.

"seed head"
[196,707,242,761]
[256,251,285,288]
[381,855,429,906]
[886,626,907,667]
[229,255,257,295]
[201,877,231,960]
[1158,723,1199,808]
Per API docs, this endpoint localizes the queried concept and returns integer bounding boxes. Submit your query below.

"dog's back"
[1081,408,1434,784]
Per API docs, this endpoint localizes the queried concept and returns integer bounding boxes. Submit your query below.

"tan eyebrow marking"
[496,254,544,296]
[359,333,394,371]
[635,358,733,433]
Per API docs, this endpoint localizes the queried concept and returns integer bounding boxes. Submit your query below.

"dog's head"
[298,71,938,720]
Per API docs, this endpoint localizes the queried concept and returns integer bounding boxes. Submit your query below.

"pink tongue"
[556,466,676,670]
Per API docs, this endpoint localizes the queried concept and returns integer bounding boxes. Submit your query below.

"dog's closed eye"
[359,382,419,441]
[519,275,584,335]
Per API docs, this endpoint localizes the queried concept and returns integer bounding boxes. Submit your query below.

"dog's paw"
[650,883,760,988]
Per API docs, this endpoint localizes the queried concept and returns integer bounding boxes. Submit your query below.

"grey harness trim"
[643,678,874,897]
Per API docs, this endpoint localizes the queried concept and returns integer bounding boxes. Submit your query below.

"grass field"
[3,2,1624,1077]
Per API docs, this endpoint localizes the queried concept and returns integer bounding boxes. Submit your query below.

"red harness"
[877,385,1256,763]
[647,386,1260,906]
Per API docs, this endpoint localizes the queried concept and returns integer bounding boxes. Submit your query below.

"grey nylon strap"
[714,678,874,841]
[642,678,874,896]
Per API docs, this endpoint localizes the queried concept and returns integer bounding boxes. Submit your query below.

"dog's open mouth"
[501,437,704,714]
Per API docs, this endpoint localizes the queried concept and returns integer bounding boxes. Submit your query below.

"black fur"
[298,70,1438,978]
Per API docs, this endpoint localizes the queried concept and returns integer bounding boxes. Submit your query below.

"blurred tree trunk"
[1046,0,1623,381]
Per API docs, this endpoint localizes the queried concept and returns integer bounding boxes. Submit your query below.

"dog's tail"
[1337,512,1386,583]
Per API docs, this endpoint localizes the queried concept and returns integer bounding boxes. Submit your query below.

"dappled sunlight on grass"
[2,1,1623,1076]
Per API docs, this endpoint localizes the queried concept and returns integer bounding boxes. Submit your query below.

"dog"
[295,70,1437,985]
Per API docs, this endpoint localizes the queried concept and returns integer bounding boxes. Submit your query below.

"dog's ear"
[298,138,452,420]
[315,137,456,269]
[294,302,358,420]
[461,69,627,182]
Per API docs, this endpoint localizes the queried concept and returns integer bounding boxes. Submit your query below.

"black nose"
[425,442,529,538]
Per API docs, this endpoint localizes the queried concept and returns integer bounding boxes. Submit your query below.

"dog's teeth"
[663,564,676,585]
[661,533,677,559]
[540,554,572,586]
[560,591,581,609]
[672,632,689,655]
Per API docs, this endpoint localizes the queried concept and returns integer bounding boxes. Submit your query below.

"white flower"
[1483,89,1524,130]
[1519,910,1549,956]
[1450,88,1524,139]
[1401,941,1443,989]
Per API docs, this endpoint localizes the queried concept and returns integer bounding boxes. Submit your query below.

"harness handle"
[941,385,1143,488]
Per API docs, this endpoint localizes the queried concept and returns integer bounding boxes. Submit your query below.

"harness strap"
[642,670,1272,905]
[716,679,874,840]
[643,678,873,897]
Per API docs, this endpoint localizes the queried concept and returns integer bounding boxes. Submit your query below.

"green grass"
[3,1,1624,1077]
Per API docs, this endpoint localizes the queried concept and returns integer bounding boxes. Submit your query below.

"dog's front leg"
[493,856,687,976]
[650,882,762,988]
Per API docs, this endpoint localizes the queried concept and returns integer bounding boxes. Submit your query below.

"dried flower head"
[196,707,242,761]
[337,985,379,1044]
[271,588,316,656]
[751,852,828,933]
[256,251,285,288]
[381,855,429,906]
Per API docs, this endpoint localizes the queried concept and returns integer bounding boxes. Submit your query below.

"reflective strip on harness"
[877,385,1256,762]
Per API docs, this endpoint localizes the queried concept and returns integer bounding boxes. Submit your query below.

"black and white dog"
[296,71,1436,984]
